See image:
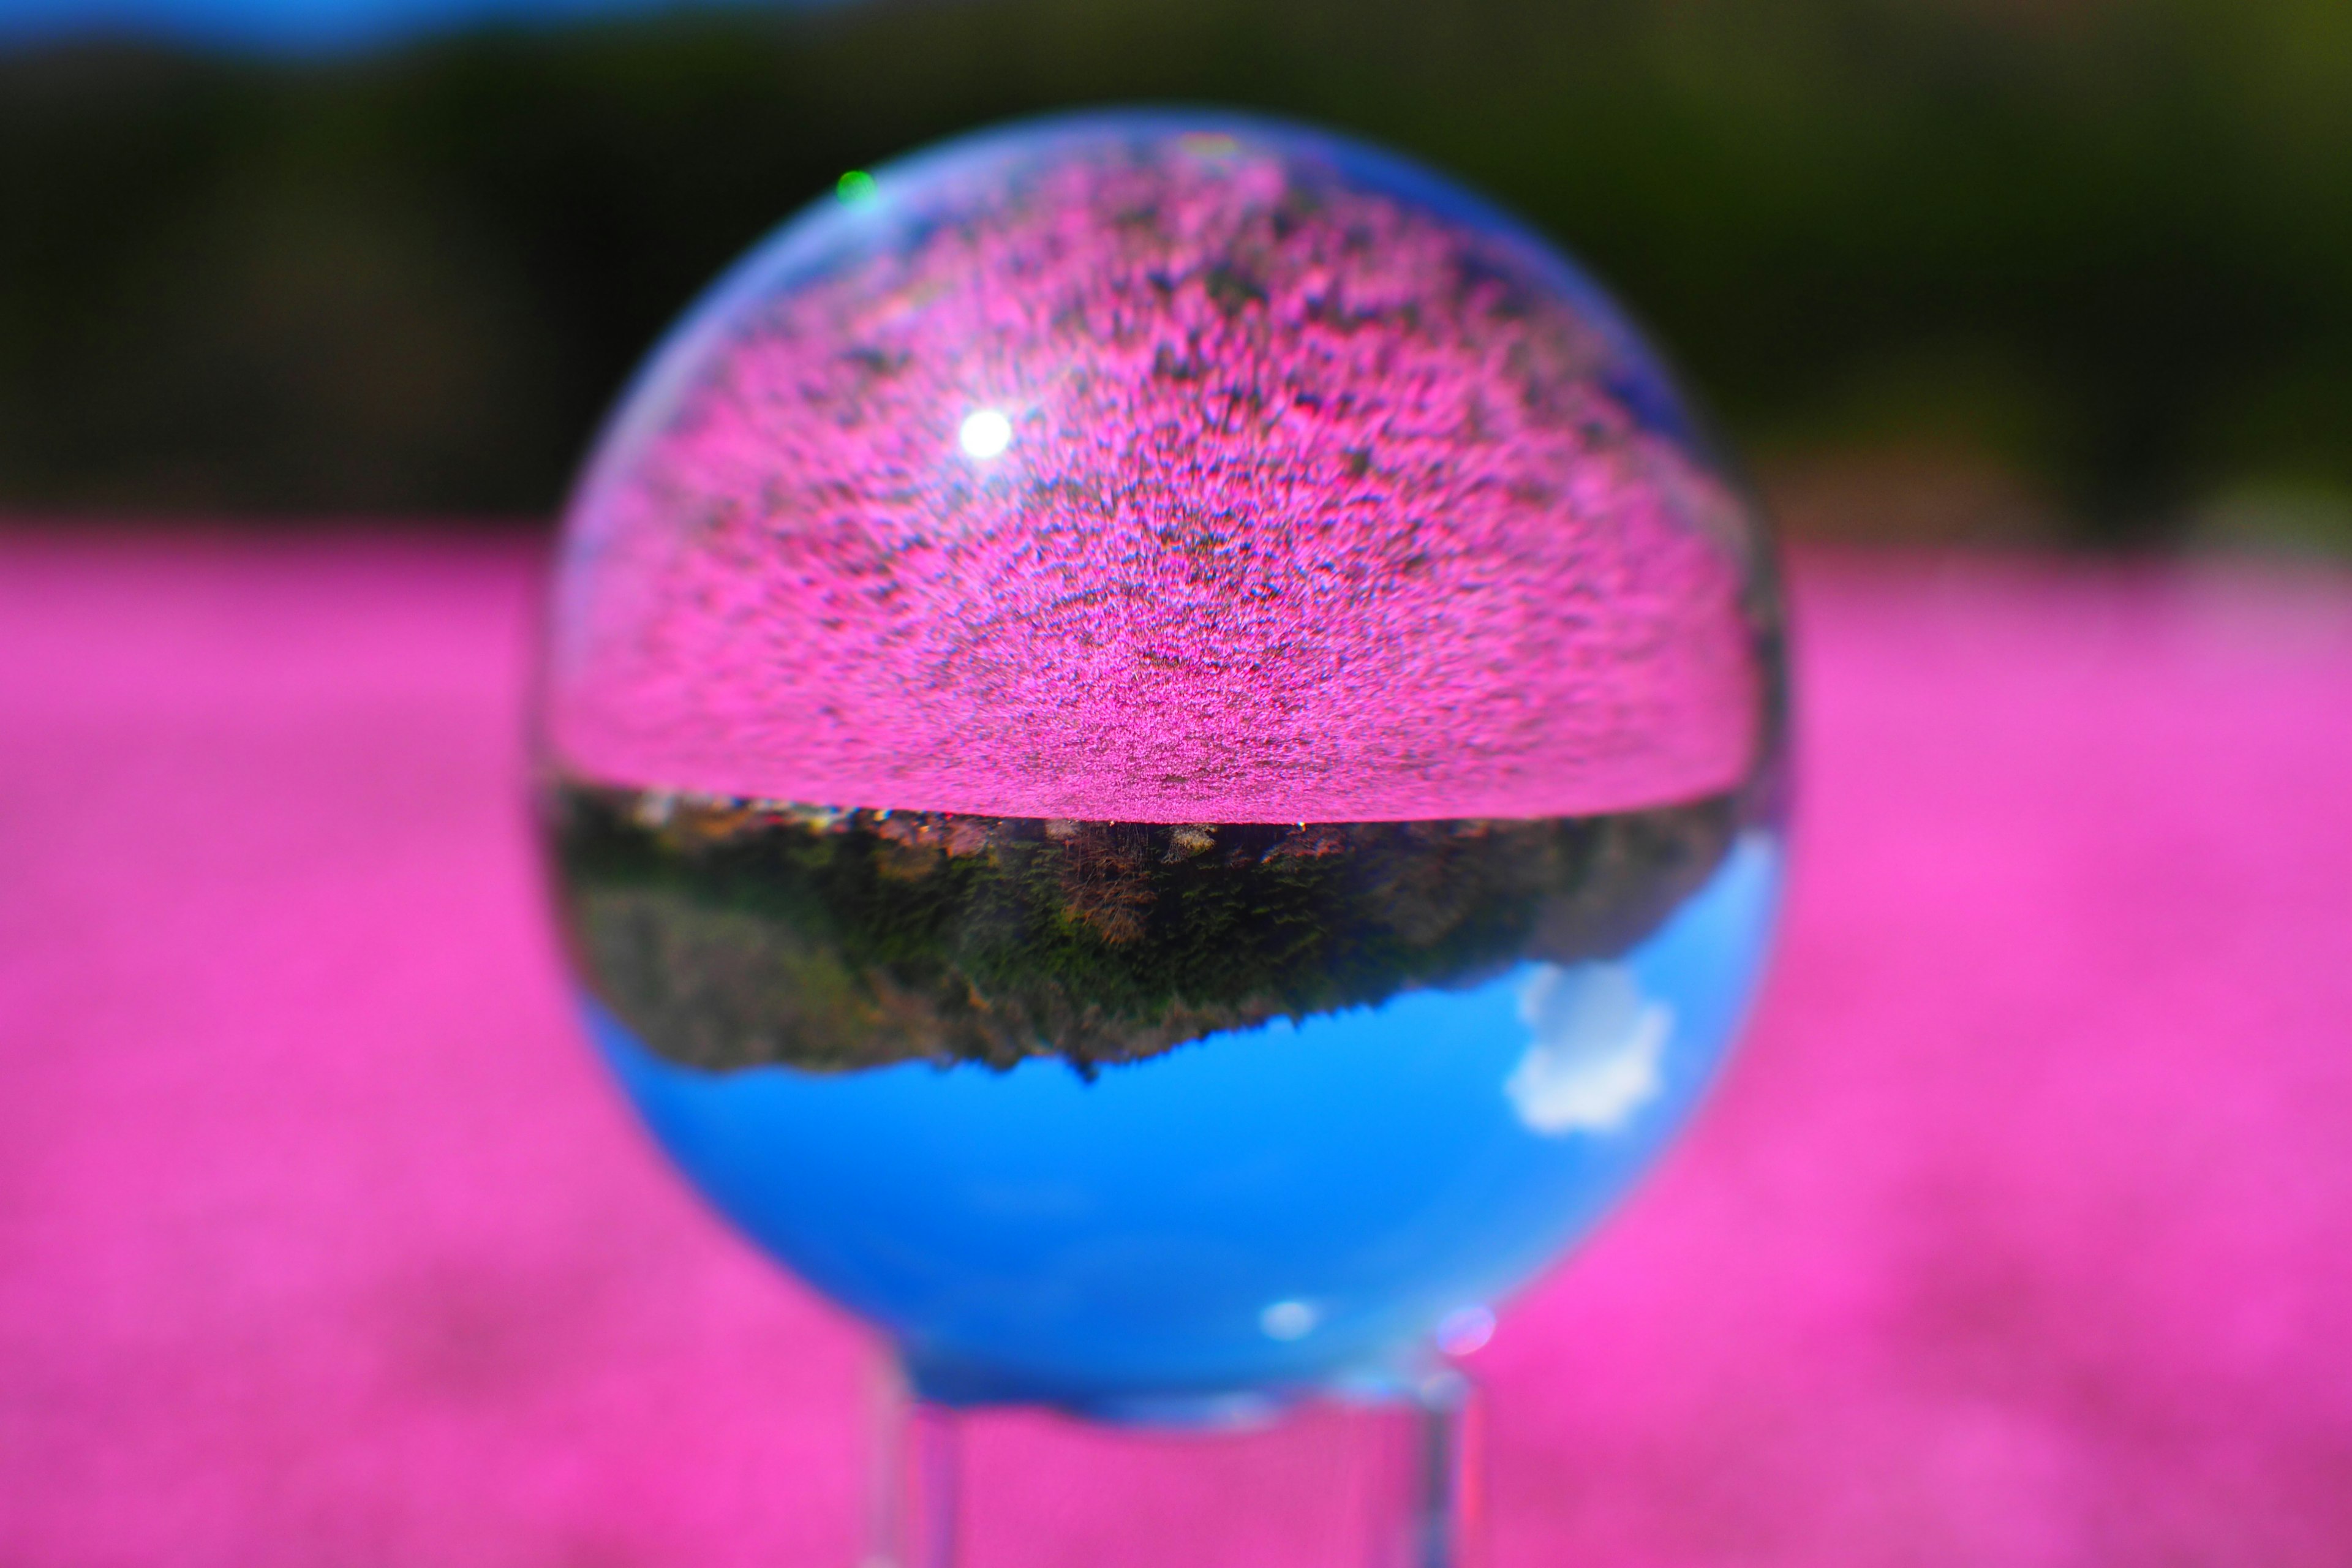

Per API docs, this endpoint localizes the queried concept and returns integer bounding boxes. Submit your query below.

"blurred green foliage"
[2,0,2349,542]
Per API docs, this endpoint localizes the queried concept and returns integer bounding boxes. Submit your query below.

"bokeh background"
[5,0,2350,550]
[6,3,2352,1566]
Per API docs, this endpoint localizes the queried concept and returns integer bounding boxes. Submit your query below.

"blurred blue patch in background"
[0,0,801,55]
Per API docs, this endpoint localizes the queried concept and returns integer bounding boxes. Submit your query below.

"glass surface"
[535,110,1787,1421]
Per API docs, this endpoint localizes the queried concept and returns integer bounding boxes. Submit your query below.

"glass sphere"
[537,110,1785,1419]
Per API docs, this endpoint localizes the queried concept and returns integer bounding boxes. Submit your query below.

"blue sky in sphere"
[0,0,818,54]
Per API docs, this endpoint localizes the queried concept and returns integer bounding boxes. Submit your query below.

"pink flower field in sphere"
[543,112,1776,825]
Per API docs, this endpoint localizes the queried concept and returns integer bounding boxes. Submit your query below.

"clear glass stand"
[862,1357,1485,1568]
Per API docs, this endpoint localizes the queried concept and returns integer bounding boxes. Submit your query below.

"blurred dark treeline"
[4,0,2350,546]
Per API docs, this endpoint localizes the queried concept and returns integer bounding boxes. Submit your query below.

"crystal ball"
[537,111,1786,1416]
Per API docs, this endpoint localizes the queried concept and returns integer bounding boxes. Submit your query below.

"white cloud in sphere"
[1505,961,1674,1136]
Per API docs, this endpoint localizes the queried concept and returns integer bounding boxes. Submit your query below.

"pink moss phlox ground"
[13,535,2352,1564]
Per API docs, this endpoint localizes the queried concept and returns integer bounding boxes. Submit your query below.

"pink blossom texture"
[545,119,1766,822]
[8,530,2352,1566]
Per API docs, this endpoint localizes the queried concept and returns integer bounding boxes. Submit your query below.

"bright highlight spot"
[835,170,878,204]
[1260,1300,1317,1341]
[1434,1305,1496,1357]
[959,409,1014,459]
